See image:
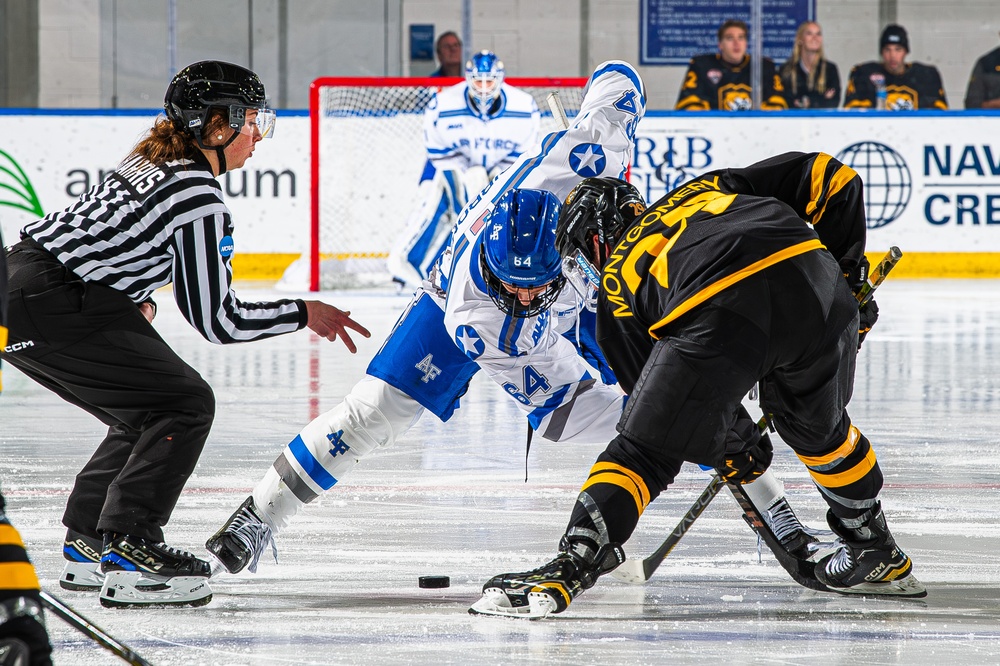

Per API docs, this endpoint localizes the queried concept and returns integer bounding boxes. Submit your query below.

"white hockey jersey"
[424,82,541,174]
[435,61,646,442]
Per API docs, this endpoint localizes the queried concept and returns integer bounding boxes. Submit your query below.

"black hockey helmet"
[164,60,271,143]
[556,177,646,310]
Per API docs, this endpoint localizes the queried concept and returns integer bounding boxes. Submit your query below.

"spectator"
[781,21,841,109]
[676,19,788,111]
[430,31,463,77]
[844,24,948,110]
[964,33,1000,109]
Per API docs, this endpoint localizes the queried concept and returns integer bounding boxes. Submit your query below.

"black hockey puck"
[418,575,450,589]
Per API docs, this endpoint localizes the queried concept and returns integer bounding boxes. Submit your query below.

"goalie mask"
[556,178,646,311]
[465,50,505,113]
[480,188,566,319]
[165,60,276,171]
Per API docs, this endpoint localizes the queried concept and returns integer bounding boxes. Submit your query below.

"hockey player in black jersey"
[2,61,370,608]
[471,152,925,618]
[844,24,948,110]
[964,34,1000,109]
[675,19,788,111]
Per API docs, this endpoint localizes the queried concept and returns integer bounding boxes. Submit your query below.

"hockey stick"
[611,247,904,586]
[39,590,153,666]
[611,473,726,584]
[546,91,570,130]
[856,245,902,305]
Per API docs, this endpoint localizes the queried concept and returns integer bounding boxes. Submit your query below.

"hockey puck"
[418,575,450,589]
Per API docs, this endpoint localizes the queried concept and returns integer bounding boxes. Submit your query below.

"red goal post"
[304,75,588,291]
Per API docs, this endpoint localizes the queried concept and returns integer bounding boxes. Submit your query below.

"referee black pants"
[3,240,214,543]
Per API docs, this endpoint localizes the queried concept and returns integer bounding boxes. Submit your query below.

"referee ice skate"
[1,60,369,608]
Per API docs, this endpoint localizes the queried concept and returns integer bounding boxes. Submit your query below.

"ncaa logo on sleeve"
[219,235,235,257]
[569,143,607,178]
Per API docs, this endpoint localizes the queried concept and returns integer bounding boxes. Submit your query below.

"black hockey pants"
[2,240,214,542]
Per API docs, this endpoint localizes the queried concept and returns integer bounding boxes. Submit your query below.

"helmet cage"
[465,51,505,112]
[480,188,566,319]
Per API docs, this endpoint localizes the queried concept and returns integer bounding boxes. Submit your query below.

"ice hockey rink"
[4,277,1000,665]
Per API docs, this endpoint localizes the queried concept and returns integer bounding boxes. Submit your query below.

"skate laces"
[765,498,803,543]
[825,545,856,578]
[227,505,277,573]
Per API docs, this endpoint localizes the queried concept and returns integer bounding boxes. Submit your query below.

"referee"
[1,61,370,607]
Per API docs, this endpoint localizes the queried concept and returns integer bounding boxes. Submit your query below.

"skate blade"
[100,571,213,608]
[468,588,558,619]
[59,561,105,591]
[827,573,927,599]
[608,559,648,585]
[207,554,230,578]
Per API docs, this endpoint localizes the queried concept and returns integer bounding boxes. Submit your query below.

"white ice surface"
[4,279,1000,665]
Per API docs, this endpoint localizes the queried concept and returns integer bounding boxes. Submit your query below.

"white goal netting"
[286,76,587,291]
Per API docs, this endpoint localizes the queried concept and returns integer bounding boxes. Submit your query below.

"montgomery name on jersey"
[844,61,948,110]
[596,152,866,394]
[675,54,788,111]
[425,81,540,173]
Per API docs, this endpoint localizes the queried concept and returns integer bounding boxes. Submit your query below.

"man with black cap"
[844,24,948,110]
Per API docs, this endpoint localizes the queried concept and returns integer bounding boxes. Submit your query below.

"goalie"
[387,50,541,289]
[204,62,834,595]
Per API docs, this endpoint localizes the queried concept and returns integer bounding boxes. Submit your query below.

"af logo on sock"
[327,430,351,457]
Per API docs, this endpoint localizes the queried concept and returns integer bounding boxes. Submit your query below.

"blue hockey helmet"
[465,50,505,112]
[480,188,566,318]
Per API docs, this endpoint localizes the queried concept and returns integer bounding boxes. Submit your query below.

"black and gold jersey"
[964,45,1000,109]
[596,152,866,392]
[675,54,788,111]
[844,61,948,110]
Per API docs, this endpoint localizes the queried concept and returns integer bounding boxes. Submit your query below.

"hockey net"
[289,76,588,291]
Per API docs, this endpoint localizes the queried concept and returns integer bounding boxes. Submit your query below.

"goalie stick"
[39,590,152,666]
[546,91,570,130]
[611,247,904,586]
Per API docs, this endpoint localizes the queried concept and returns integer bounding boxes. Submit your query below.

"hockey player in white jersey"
[387,50,541,288]
[205,61,832,588]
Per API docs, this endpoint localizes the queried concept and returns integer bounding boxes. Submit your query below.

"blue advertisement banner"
[640,0,815,66]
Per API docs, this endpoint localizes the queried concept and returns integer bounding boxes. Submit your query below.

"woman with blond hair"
[781,21,841,108]
[2,61,369,608]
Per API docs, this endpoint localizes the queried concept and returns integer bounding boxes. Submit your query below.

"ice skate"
[815,503,926,598]
[60,529,104,591]
[99,533,213,608]
[763,496,841,564]
[205,496,277,575]
[470,543,624,619]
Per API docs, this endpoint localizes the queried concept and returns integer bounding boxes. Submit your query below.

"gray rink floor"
[4,278,1000,665]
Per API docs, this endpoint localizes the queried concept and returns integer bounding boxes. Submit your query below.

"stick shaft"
[546,91,569,130]
[40,590,152,666]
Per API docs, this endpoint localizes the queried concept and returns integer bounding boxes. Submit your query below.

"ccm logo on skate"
[3,340,35,353]
[119,544,164,571]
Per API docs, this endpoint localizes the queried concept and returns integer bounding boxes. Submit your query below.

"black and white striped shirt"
[22,151,306,344]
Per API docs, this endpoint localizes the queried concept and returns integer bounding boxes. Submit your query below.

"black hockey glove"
[717,432,773,484]
[858,298,879,350]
